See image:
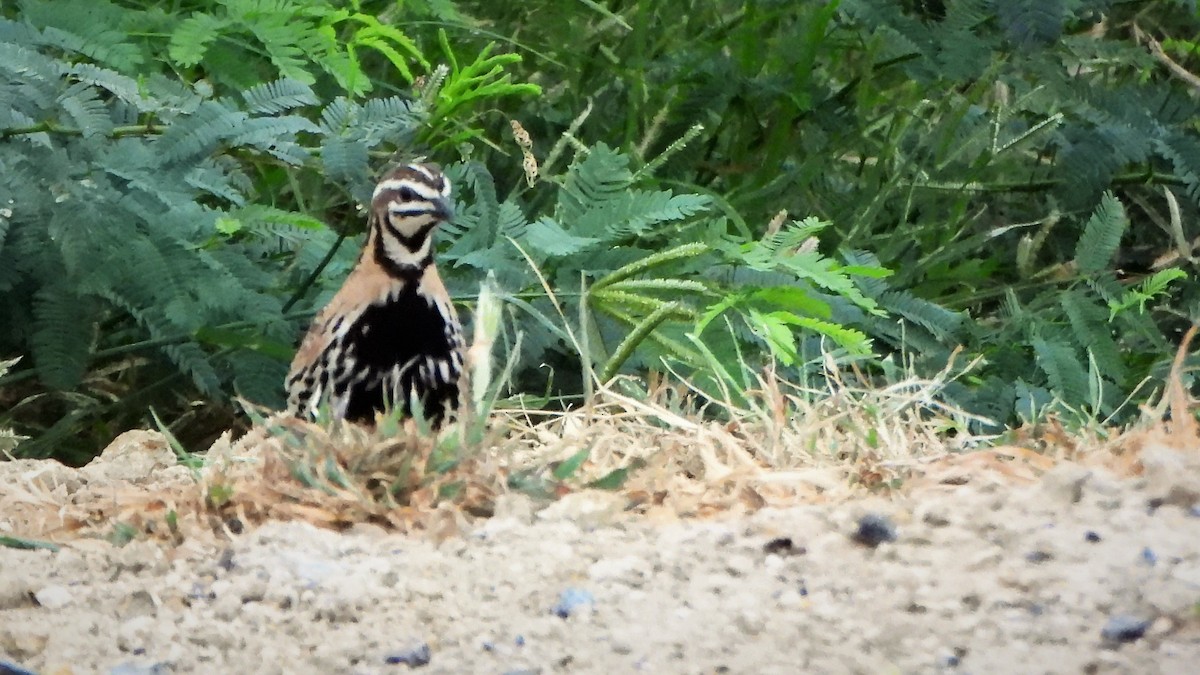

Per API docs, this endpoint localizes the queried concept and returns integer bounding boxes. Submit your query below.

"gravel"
[2,441,1200,673]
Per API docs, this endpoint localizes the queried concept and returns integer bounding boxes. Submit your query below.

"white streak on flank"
[307,383,323,416]
[331,392,348,420]
[433,297,452,322]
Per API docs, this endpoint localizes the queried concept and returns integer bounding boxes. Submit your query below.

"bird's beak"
[433,197,455,222]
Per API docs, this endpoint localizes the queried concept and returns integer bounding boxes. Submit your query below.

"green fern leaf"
[248,13,321,84]
[319,48,371,96]
[1055,122,1147,209]
[940,0,991,34]
[357,97,421,144]
[37,24,141,71]
[185,160,251,206]
[1156,131,1200,205]
[66,63,142,106]
[1060,288,1125,384]
[165,342,222,396]
[523,217,600,256]
[353,36,414,83]
[1031,335,1088,405]
[18,0,142,69]
[754,218,827,257]
[559,144,633,227]
[771,250,878,313]
[746,286,833,319]
[878,290,965,343]
[495,202,529,242]
[31,285,95,389]
[350,14,429,70]
[157,101,250,165]
[599,191,712,239]
[226,350,287,407]
[1074,191,1127,274]
[445,161,500,242]
[746,309,800,365]
[241,78,318,114]
[217,205,326,244]
[169,13,226,67]
[228,115,319,164]
[0,39,62,97]
[1108,268,1187,318]
[775,313,872,356]
[441,162,531,284]
[996,0,1066,47]
[318,97,358,134]
[57,83,112,137]
[320,136,370,189]
[140,73,204,114]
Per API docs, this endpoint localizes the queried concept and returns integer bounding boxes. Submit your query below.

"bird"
[285,163,464,428]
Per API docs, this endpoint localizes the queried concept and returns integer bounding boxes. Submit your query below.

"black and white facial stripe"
[371,164,454,273]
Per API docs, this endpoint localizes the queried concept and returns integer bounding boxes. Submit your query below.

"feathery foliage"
[4,0,1200,462]
[453,0,1198,428]
[438,141,883,401]
[0,6,540,461]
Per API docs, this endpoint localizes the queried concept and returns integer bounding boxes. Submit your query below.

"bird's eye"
[398,186,418,201]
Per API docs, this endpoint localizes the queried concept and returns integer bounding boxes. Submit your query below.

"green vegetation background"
[2,0,1199,463]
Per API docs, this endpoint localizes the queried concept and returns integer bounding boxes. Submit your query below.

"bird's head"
[368,163,454,271]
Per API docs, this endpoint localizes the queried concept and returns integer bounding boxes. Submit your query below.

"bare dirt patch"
[2,425,1200,674]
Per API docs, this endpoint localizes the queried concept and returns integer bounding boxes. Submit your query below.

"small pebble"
[1084,531,1102,543]
[1101,615,1152,644]
[736,608,766,635]
[34,584,74,610]
[724,555,755,578]
[384,642,431,667]
[552,588,595,618]
[763,537,803,555]
[852,514,897,547]
[1025,550,1053,564]
[1141,547,1157,566]
[936,653,960,668]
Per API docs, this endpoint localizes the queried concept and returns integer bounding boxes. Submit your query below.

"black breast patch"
[340,284,460,425]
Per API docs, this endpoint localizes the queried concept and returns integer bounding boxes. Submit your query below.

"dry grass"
[3,327,1200,547]
[493,350,993,514]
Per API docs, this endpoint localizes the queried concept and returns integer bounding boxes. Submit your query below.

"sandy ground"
[2,432,1200,674]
